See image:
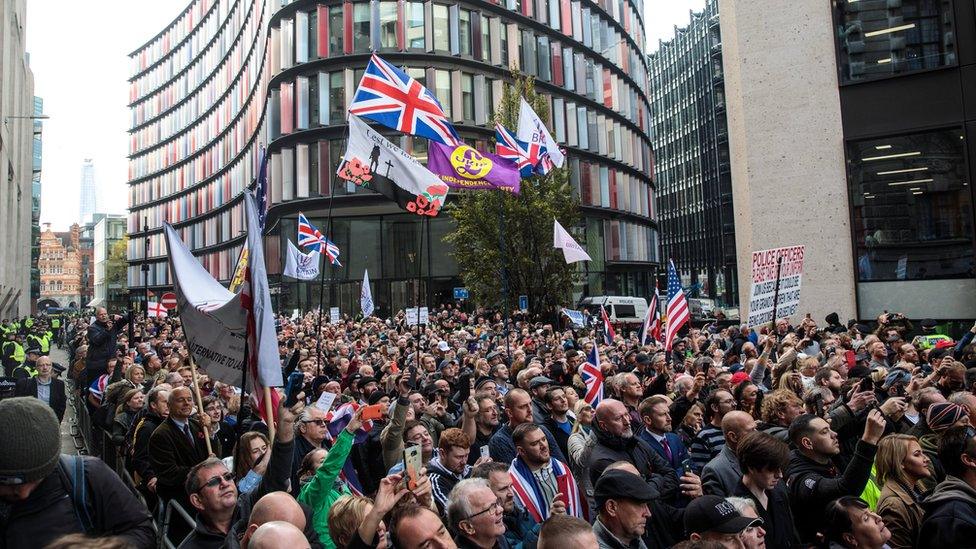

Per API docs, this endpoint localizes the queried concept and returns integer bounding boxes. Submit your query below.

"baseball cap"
[593,470,655,509]
[437,341,449,352]
[635,353,651,365]
[684,495,759,536]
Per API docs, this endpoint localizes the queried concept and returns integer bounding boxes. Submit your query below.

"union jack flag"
[600,305,616,345]
[349,53,461,147]
[580,346,604,407]
[495,123,544,177]
[509,455,586,523]
[297,212,341,266]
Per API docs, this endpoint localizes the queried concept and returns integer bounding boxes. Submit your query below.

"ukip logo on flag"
[427,141,521,194]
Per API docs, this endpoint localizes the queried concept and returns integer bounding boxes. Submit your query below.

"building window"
[434,70,452,117]
[847,128,972,281]
[834,0,956,83]
[329,5,343,55]
[460,73,474,122]
[459,9,472,56]
[379,1,398,49]
[481,16,491,61]
[433,5,450,51]
[406,2,424,49]
[537,36,551,81]
[329,72,345,125]
[352,3,371,52]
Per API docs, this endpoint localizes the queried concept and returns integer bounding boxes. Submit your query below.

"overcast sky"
[27,0,704,231]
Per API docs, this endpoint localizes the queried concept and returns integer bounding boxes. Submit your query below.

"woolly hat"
[0,397,61,485]
[927,402,966,433]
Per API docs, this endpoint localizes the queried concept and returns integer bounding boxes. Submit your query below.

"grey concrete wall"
[719,0,857,325]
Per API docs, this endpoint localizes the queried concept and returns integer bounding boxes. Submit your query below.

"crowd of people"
[1,305,976,549]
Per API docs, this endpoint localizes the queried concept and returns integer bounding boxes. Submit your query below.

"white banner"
[163,224,247,387]
[361,269,375,317]
[553,218,591,263]
[747,245,806,326]
[330,307,340,324]
[283,239,321,280]
[406,307,429,326]
[243,192,284,389]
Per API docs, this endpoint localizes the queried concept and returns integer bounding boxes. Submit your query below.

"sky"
[26,0,703,231]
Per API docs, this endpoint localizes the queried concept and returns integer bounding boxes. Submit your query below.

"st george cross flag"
[495,123,542,178]
[665,260,691,352]
[338,114,449,216]
[600,305,616,345]
[283,239,320,280]
[580,346,604,407]
[641,285,662,344]
[147,301,168,318]
[427,140,521,194]
[553,218,591,263]
[361,269,375,317]
[349,53,461,147]
[509,455,586,523]
[517,97,565,169]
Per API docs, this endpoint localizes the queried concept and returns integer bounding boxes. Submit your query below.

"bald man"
[701,411,757,497]
[587,399,678,501]
[15,355,66,422]
[239,492,309,549]
[248,521,311,549]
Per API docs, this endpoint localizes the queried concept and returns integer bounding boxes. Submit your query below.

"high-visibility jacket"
[39,334,50,353]
[2,341,25,365]
[51,318,61,329]
[24,318,33,329]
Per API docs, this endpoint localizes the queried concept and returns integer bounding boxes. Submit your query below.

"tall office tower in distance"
[649,0,737,313]
[79,159,96,224]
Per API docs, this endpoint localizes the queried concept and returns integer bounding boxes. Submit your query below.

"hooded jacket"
[428,455,471,514]
[786,439,877,544]
[917,475,976,549]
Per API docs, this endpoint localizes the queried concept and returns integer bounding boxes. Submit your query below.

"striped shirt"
[688,426,725,474]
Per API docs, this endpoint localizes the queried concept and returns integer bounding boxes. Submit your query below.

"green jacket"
[298,429,354,548]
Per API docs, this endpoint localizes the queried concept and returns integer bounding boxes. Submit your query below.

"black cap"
[854,323,871,334]
[921,319,937,330]
[529,376,553,389]
[684,495,758,536]
[26,347,40,355]
[474,376,495,390]
[486,350,503,362]
[594,470,655,509]
[825,312,840,326]
[348,373,363,385]
[367,390,388,405]
[636,353,651,365]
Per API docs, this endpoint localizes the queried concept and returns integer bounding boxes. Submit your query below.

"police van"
[578,296,649,327]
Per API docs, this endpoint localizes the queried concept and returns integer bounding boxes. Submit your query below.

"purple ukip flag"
[427,141,521,194]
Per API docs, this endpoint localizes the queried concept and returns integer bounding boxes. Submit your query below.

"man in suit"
[637,395,689,475]
[15,355,66,423]
[148,386,219,509]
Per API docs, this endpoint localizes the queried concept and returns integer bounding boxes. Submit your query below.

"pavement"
[48,345,80,455]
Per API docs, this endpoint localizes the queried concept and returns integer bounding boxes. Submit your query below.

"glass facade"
[848,128,973,282]
[834,0,957,83]
[648,0,737,308]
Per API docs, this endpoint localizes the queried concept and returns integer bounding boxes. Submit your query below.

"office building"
[79,159,97,225]
[30,96,43,313]
[0,0,35,318]
[92,214,126,310]
[127,0,270,300]
[262,0,657,313]
[649,0,737,310]
[720,0,974,323]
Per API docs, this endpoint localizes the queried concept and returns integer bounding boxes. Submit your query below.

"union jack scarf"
[509,455,586,523]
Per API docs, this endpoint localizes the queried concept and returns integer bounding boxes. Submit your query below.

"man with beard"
[508,424,579,523]
[488,390,565,465]
[468,397,501,465]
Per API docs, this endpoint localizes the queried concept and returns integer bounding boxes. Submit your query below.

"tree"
[445,72,581,317]
[105,236,128,289]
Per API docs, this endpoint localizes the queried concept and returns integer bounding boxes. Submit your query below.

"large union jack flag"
[297,212,341,266]
[580,346,604,407]
[495,123,548,177]
[349,53,461,147]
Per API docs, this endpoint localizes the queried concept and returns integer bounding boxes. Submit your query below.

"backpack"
[57,455,95,535]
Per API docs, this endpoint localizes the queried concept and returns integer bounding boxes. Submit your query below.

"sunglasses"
[198,472,235,492]
[303,419,328,427]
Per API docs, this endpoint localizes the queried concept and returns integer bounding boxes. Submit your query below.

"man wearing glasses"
[180,392,318,549]
[290,404,329,494]
[446,478,509,549]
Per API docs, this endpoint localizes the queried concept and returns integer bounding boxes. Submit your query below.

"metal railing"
[159,499,197,549]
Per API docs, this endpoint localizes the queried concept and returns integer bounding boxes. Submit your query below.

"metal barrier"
[159,499,197,549]
[68,381,93,455]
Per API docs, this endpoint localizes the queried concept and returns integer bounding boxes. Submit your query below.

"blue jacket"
[503,504,540,549]
[638,427,689,476]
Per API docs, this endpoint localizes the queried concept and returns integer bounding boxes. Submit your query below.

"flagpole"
[315,180,338,377]
[425,216,431,312]
[498,197,510,360]
[768,255,784,334]
[188,356,214,456]
[415,213,425,328]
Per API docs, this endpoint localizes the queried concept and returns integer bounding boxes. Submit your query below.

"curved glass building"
[127,0,271,293]
[130,0,658,313]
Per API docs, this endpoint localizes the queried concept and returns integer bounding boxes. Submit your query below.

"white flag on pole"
[517,97,565,168]
[283,239,321,280]
[361,268,375,317]
[163,224,247,387]
[243,192,284,390]
[553,218,592,263]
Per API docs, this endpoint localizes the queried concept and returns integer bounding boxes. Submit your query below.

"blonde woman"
[876,434,931,548]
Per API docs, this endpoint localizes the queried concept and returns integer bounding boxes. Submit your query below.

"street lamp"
[142,218,149,316]
[3,114,49,126]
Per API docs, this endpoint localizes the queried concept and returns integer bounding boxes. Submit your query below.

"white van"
[578,296,649,327]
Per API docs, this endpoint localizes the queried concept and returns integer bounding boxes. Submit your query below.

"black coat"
[586,423,679,502]
[128,411,164,485]
[917,475,976,549]
[15,377,66,422]
[148,417,220,504]
[732,480,799,548]
[0,455,155,548]
[85,315,129,375]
